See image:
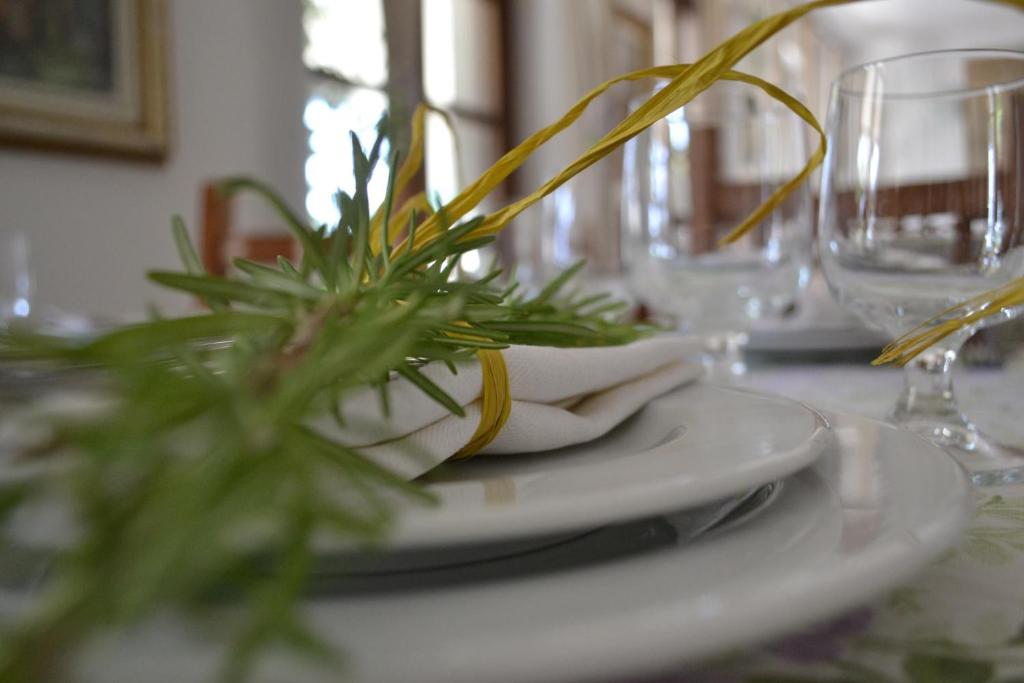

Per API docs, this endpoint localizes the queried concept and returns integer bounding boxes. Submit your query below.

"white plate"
[386,383,830,549]
[68,406,971,683]
[0,385,829,559]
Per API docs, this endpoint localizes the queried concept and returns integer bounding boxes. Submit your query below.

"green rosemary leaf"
[275,614,340,668]
[231,259,325,299]
[148,272,313,307]
[277,256,302,279]
[387,220,484,280]
[349,205,369,287]
[436,322,510,341]
[171,215,204,276]
[396,363,465,418]
[500,267,520,300]
[576,300,629,317]
[429,336,508,349]
[379,149,400,270]
[488,320,601,336]
[566,292,612,312]
[230,258,283,277]
[377,375,391,419]
[218,177,331,281]
[0,331,84,361]
[317,502,387,536]
[0,483,34,524]
[531,260,587,306]
[171,216,230,310]
[473,268,504,287]
[85,313,289,359]
[222,507,315,683]
[364,121,386,173]
[330,201,354,292]
[293,425,436,504]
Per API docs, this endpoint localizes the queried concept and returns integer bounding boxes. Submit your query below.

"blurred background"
[2,0,1024,326]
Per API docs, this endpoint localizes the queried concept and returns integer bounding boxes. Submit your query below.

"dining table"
[3,327,1021,683]
[658,355,1024,683]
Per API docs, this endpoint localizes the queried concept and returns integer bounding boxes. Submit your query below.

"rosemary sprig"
[0,123,646,682]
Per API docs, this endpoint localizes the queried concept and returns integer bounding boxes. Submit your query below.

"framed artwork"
[0,0,168,160]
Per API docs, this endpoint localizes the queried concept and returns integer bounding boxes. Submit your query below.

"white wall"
[0,0,307,319]
[811,0,1024,69]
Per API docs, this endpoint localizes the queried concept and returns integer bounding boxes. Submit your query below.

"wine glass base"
[893,416,981,453]
[955,438,1024,487]
[894,417,1024,487]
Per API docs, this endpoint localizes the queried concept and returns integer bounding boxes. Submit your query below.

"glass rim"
[833,48,1024,101]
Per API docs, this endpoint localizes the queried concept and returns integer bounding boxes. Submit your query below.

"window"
[301,0,508,243]
[302,0,391,227]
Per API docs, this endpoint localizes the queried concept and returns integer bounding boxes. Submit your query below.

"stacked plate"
[65,383,972,683]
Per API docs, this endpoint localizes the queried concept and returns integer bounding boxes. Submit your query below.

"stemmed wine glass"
[622,81,813,379]
[1,231,34,325]
[818,49,1024,473]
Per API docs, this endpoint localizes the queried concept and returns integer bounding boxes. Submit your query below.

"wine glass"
[526,175,633,302]
[0,230,103,340]
[818,49,1024,472]
[0,230,34,326]
[622,81,813,379]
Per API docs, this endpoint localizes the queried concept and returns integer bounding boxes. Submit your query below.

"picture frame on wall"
[0,0,169,161]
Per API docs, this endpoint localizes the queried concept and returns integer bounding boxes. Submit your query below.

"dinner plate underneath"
[66,408,971,683]
[314,482,781,575]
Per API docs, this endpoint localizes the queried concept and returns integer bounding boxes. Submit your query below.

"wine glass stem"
[890,342,978,451]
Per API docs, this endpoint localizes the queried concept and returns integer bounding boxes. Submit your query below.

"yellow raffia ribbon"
[394,65,825,257]
[451,348,512,459]
[440,323,512,459]
[874,279,1024,366]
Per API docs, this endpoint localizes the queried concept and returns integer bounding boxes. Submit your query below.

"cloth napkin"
[313,336,704,479]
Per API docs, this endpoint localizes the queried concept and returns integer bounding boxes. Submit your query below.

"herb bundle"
[0,125,646,681]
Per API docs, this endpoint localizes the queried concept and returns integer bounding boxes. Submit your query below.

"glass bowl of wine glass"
[818,49,1024,475]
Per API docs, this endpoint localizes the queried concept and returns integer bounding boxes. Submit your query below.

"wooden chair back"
[200,181,298,277]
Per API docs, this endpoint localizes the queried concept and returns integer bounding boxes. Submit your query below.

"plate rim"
[385,384,833,549]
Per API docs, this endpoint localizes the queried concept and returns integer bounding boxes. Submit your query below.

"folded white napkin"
[313,336,704,479]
